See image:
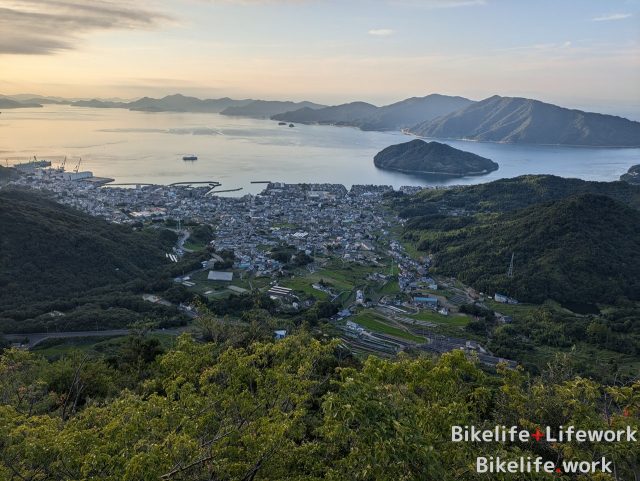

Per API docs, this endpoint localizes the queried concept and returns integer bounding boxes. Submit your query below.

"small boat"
[182,155,198,161]
[278,122,287,126]
[288,123,295,128]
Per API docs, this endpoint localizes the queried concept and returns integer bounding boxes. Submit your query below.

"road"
[4,327,190,350]
[176,230,190,252]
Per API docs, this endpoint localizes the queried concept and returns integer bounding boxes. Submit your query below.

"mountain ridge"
[411,95,640,147]
[272,94,473,131]
[220,100,326,118]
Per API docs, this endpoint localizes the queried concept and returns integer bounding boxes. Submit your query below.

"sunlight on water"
[2,105,638,195]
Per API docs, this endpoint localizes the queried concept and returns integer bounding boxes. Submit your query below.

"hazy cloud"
[389,0,486,8]
[0,1,170,55]
[197,0,313,4]
[497,41,573,52]
[592,13,632,21]
[368,29,395,37]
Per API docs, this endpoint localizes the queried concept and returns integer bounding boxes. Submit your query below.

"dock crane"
[73,157,82,173]
[59,156,67,172]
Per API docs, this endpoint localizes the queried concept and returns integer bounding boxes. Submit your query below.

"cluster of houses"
[209,182,397,275]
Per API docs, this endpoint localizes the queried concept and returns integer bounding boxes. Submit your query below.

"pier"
[206,187,243,195]
[107,180,221,188]
[169,181,221,186]
[107,183,158,187]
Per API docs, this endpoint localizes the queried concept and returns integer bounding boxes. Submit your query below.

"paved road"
[4,327,190,349]
[176,230,190,252]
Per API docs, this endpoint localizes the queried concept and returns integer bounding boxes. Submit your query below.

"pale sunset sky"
[1,0,639,116]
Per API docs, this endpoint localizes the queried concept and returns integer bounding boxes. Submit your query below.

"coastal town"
[5,161,516,367]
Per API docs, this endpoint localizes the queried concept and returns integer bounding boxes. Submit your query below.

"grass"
[184,241,207,251]
[185,269,270,299]
[32,333,178,360]
[353,311,425,343]
[409,310,469,327]
[281,260,385,303]
[484,299,544,320]
[375,279,401,297]
[282,277,330,299]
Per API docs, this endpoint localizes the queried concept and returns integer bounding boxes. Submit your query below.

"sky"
[1,0,639,117]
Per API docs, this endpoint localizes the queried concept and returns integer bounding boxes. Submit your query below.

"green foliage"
[1,334,639,480]
[374,139,498,176]
[394,174,640,215]
[401,192,640,305]
[0,189,189,331]
[270,244,312,267]
[205,292,277,317]
[189,224,213,244]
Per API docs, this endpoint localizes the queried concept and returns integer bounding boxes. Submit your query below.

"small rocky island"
[620,164,640,185]
[374,139,499,176]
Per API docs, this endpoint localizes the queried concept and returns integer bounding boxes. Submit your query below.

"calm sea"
[1,105,638,195]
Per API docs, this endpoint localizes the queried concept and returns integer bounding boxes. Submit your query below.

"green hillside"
[403,193,640,305]
[396,174,640,217]
[0,189,183,331]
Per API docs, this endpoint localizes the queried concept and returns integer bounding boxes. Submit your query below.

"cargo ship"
[182,154,198,161]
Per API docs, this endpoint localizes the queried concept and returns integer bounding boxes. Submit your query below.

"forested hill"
[374,139,498,176]
[272,94,472,131]
[395,174,640,217]
[398,191,640,305]
[0,189,177,311]
[411,95,640,147]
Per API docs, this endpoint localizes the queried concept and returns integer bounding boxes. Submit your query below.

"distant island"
[220,100,326,118]
[3,91,640,147]
[64,95,325,118]
[272,94,472,131]
[410,95,640,147]
[0,96,42,109]
[620,164,640,185]
[374,139,499,176]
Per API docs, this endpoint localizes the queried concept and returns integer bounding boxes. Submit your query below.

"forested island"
[374,139,499,176]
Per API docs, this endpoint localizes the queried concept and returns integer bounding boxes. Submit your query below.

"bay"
[1,105,638,196]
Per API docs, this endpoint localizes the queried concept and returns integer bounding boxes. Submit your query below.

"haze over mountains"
[273,94,473,131]
[0,95,43,109]
[70,94,254,113]
[221,100,326,118]
[2,92,640,147]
